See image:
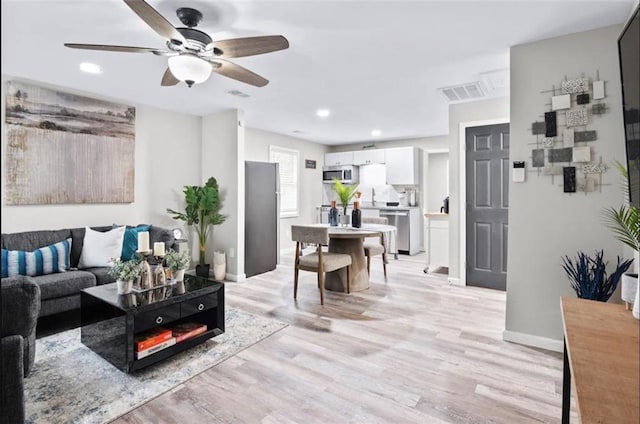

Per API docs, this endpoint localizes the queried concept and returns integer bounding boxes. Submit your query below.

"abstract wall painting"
[532,121,546,135]
[5,81,135,205]
[548,148,573,163]
[592,103,606,115]
[544,111,557,137]
[566,109,589,127]
[572,146,591,163]
[563,167,577,193]
[562,78,589,94]
[532,149,545,167]
[552,94,571,111]
[574,130,597,142]
[564,129,575,147]
[576,93,590,105]
[592,80,605,99]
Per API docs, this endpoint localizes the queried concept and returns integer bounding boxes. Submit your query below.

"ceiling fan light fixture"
[168,54,211,87]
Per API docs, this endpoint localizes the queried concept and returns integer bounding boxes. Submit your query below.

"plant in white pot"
[107,258,143,295]
[167,177,226,277]
[602,162,639,317]
[165,248,191,283]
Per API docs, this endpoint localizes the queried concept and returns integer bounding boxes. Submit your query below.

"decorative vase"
[633,275,640,320]
[340,213,350,227]
[196,264,210,277]
[213,250,226,281]
[174,280,185,295]
[173,268,185,283]
[116,279,133,295]
[621,273,639,310]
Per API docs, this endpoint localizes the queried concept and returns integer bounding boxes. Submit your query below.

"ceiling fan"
[65,0,289,88]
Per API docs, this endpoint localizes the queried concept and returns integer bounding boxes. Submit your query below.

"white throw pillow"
[78,226,126,268]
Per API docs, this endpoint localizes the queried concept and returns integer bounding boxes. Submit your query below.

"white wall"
[505,24,627,348]
[1,76,202,234]
[427,152,449,213]
[201,109,245,280]
[245,127,328,250]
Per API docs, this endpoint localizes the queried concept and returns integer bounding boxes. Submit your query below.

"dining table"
[308,224,397,293]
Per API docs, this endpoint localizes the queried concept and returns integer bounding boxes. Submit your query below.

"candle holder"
[135,250,153,292]
[154,255,167,300]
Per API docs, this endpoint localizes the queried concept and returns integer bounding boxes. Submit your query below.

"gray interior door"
[245,161,278,278]
[466,123,509,290]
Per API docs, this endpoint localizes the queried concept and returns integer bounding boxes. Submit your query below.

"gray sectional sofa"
[1,224,175,422]
[1,225,176,317]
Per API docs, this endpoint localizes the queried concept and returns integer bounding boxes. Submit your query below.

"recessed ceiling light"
[316,109,330,118]
[80,62,102,74]
[371,129,382,136]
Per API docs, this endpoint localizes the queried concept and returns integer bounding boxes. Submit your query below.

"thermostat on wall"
[513,161,526,183]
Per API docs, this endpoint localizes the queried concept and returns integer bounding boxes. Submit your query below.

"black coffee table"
[80,273,224,373]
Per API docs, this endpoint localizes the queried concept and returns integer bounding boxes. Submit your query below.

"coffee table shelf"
[81,273,224,373]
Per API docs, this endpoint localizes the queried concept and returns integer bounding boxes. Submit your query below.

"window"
[269,146,299,218]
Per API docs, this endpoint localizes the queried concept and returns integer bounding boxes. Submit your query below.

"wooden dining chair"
[362,217,388,279]
[291,225,352,305]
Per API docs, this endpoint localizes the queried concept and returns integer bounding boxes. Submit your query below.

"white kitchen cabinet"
[385,147,420,185]
[353,149,385,165]
[424,213,449,273]
[325,151,354,166]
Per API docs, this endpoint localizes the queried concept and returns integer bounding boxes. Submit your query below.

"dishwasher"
[379,209,410,255]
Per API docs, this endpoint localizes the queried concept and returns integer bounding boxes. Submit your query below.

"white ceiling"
[1,0,634,145]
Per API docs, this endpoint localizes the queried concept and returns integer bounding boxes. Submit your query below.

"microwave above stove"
[322,165,358,184]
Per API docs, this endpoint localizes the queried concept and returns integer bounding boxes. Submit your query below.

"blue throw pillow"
[1,238,72,278]
[120,225,150,260]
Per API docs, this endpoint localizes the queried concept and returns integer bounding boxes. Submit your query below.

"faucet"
[371,187,376,206]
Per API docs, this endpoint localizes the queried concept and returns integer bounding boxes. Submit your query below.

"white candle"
[138,231,150,252]
[153,242,165,257]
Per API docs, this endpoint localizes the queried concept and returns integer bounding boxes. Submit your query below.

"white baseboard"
[448,277,464,286]
[225,273,246,282]
[502,330,563,353]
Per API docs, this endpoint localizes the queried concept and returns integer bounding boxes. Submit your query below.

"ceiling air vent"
[227,90,250,98]
[439,81,485,102]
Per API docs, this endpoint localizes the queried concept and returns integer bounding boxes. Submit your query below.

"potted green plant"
[167,177,226,277]
[165,248,191,282]
[602,161,639,315]
[107,258,143,294]
[332,179,359,226]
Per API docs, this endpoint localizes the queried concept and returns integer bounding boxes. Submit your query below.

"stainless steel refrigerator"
[245,161,280,278]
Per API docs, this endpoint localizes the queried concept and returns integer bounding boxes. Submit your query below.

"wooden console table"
[560,297,639,423]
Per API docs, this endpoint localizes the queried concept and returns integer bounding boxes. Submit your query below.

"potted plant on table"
[332,179,359,226]
[107,258,143,295]
[561,250,633,302]
[601,161,639,316]
[165,248,191,283]
[167,177,226,277]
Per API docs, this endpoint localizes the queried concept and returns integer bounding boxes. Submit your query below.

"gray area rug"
[25,308,287,424]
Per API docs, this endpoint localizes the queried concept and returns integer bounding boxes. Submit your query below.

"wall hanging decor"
[5,80,135,204]
[527,71,611,194]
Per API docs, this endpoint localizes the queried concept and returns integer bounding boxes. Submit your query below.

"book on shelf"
[134,327,173,352]
[171,322,208,343]
[136,337,176,359]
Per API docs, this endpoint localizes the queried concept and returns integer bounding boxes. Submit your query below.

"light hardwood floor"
[114,251,573,424]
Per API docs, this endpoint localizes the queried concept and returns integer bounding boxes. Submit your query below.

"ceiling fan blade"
[64,43,166,54]
[211,59,269,87]
[123,0,187,45]
[161,68,179,86]
[213,35,289,58]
